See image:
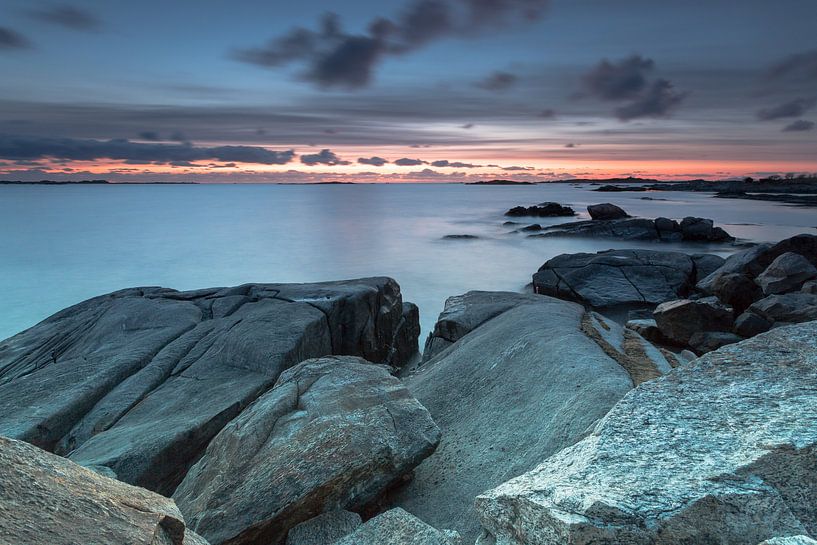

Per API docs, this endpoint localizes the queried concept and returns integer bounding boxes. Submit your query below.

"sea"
[1,182,814,343]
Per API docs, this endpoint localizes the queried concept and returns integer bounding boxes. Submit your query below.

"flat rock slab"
[332,508,460,545]
[0,435,208,545]
[476,322,817,544]
[0,278,418,495]
[391,292,661,542]
[174,356,440,545]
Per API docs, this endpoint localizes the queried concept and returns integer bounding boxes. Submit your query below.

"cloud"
[769,49,817,81]
[782,120,814,132]
[233,0,549,89]
[757,97,816,120]
[582,56,687,121]
[300,148,351,165]
[0,135,295,164]
[357,156,389,166]
[461,123,474,129]
[394,157,427,166]
[430,159,481,167]
[538,108,556,119]
[614,79,687,121]
[475,71,517,91]
[0,27,30,49]
[28,5,100,31]
[138,131,160,141]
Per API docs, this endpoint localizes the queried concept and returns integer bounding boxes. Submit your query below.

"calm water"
[1,183,815,343]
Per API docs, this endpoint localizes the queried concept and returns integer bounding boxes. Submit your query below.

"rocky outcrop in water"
[587,202,629,220]
[0,435,209,545]
[529,215,734,242]
[0,279,419,496]
[505,202,575,217]
[475,321,817,544]
[391,291,671,542]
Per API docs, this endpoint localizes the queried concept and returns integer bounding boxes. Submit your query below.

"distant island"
[468,179,534,185]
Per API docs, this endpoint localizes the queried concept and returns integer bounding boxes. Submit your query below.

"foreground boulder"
[391,292,671,542]
[505,202,575,217]
[653,297,734,345]
[533,249,706,309]
[476,321,817,544]
[755,252,817,295]
[587,202,628,220]
[0,279,419,495]
[0,435,208,545]
[750,293,817,324]
[333,508,460,545]
[174,356,440,545]
[760,539,817,545]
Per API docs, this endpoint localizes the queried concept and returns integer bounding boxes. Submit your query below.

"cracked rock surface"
[0,278,419,496]
[476,321,817,544]
[173,356,440,545]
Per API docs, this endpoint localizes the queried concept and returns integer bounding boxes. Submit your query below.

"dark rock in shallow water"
[392,291,670,542]
[505,202,575,217]
[476,322,817,544]
[653,297,734,345]
[587,202,628,220]
[174,356,439,545]
[755,252,817,295]
[333,508,460,545]
[0,435,210,545]
[533,249,702,308]
[286,511,362,545]
[532,216,734,242]
[0,278,419,496]
[442,234,479,240]
[594,184,647,192]
[518,223,542,232]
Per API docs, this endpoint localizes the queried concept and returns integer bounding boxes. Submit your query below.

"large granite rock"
[286,511,362,545]
[750,293,817,324]
[333,508,460,545]
[0,278,419,496]
[0,435,209,545]
[475,322,817,544]
[391,292,671,542]
[712,272,763,314]
[533,249,703,308]
[587,203,628,220]
[756,252,817,295]
[653,297,734,345]
[174,356,440,545]
[532,216,734,242]
[760,538,817,545]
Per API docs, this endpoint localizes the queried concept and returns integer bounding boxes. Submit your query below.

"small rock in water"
[505,202,575,217]
[587,202,629,220]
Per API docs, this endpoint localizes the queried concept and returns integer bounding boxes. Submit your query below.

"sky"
[0,0,816,183]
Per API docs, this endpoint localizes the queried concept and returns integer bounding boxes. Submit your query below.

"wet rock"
[0,435,209,545]
[533,249,698,308]
[755,252,817,295]
[286,511,362,545]
[533,216,733,242]
[734,311,773,337]
[653,297,733,345]
[688,330,743,354]
[442,234,479,240]
[711,272,763,314]
[587,203,628,220]
[391,292,668,542]
[174,356,440,545]
[476,322,817,544]
[750,293,817,324]
[333,508,460,545]
[505,202,575,217]
[0,279,418,496]
[519,223,542,232]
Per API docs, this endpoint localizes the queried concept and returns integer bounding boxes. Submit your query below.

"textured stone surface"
[533,249,702,308]
[734,311,773,337]
[756,252,817,295]
[760,538,817,545]
[476,322,817,544]
[333,509,460,545]
[0,435,209,545]
[532,216,733,242]
[285,510,362,545]
[174,356,440,545]
[0,278,418,496]
[587,203,628,220]
[391,292,665,542]
[804,280,817,294]
[750,293,817,324]
[688,330,743,354]
[653,297,734,345]
[625,318,666,344]
[712,272,763,314]
[505,202,575,217]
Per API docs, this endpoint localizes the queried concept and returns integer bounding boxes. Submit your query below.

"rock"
[804,280,817,294]
[688,330,743,354]
[760,538,817,545]
[711,272,763,314]
[286,511,362,545]
[594,184,647,192]
[691,253,726,282]
[756,252,817,295]
[698,234,817,292]
[505,202,575,217]
[390,292,669,542]
[533,249,697,308]
[333,508,460,545]
[533,216,733,242]
[442,234,479,240]
[174,356,440,545]
[750,293,817,324]
[734,311,773,337]
[587,203,628,220]
[0,278,418,496]
[519,223,542,232]
[0,435,209,545]
[654,216,679,233]
[392,302,420,367]
[625,318,666,344]
[653,297,734,345]
[475,322,817,544]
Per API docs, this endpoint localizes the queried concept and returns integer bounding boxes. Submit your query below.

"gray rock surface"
[804,280,817,294]
[734,311,773,337]
[534,249,702,308]
[532,216,734,242]
[0,435,209,545]
[750,293,817,324]
[174,356,440,545]
[692,253,726,282]
[0,278,419,495]
[390,292,668,542]
[505,202,575,217]
[688,330,743,354]
[475,321,817,544]
[332,508,460,545]
[760,538,817,545]
[625,318,666,344]
[712,272,763,314]
[756,252,817,295]
[653,297,734,345]
[286,511,362,545]
[587,203,628,220]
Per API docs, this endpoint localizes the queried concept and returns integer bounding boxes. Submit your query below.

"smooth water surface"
[1,183,815,343]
